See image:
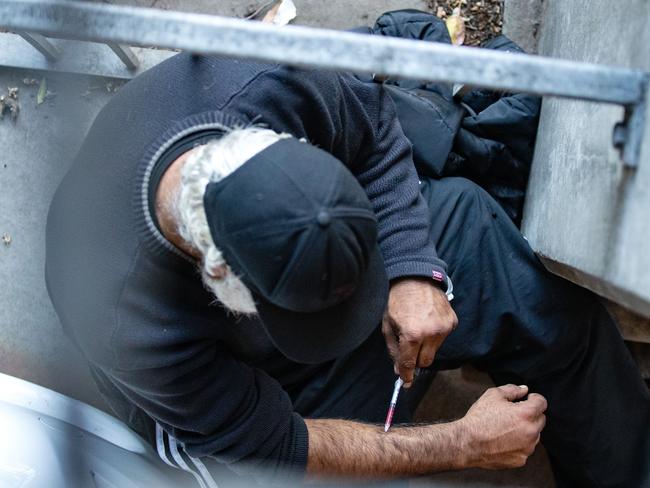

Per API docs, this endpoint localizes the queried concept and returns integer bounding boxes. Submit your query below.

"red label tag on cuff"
[432,270,444,282]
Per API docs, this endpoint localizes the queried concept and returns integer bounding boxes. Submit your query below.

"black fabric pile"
[362,9,541,225]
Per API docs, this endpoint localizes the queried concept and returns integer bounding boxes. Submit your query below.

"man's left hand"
[382,278,458,387]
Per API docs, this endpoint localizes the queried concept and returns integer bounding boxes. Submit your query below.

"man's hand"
[382,277,458,387]
[460,385,548,469]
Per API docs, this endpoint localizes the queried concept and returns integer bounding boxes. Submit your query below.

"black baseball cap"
[203,137,388,364]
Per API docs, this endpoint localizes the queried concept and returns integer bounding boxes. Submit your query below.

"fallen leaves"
[37,78,47,105]
[430,0,503,46]
[446,7,466,45]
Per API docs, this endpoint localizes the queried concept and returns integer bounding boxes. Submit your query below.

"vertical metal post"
[106,43,139,70]
[17,31,60,61]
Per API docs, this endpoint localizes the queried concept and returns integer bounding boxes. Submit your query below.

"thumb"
[497,384,529,402]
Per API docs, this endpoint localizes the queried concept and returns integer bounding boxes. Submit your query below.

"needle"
[383,377,404,432]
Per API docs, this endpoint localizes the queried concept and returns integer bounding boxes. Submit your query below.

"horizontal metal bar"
[0,0,647,107]
[16,30,60,61]
[0,33,173,79]
[107,43,139,70]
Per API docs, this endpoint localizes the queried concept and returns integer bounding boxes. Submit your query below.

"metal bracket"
[0,33,171,79]
[106,43,139,70]
[16,31,60,61]
[613,75,648,169]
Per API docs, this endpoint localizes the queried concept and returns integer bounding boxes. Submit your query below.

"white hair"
[176,127,291,315]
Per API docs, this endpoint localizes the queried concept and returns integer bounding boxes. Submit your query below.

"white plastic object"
[0,372,190,487]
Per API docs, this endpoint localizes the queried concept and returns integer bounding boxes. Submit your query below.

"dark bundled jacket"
[365,10,541,225]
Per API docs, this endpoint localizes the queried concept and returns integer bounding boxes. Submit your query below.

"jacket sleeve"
[346,77,449,283]
[107,332,308,484]
[230,66,448,284]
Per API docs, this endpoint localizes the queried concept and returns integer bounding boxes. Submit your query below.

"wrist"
[421,420,473,472]
[389,274,454,302]
[454,417,480,469]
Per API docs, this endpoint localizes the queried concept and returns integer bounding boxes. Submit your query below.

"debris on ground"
[245,0,296,25]
[32,77,58,106]
[2,233,11,246]
[80,80,124,99]
[245,1,275,20]
[428,0,503,46]
[446,7,466,45]
[37,78,47,105]
[22,78,39,86]
[266,0,296,25]
[105,80,124,93]
[0,87,20,120]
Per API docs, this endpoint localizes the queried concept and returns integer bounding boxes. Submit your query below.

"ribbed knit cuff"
[289,413,309,473]
[385,258,449,292]
[271,413,310,486]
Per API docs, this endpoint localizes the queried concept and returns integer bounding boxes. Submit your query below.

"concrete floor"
[0,1,556,486]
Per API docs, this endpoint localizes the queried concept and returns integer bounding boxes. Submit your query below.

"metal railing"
[0,0,647,168]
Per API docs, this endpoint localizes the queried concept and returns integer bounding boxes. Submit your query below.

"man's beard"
[203,268,258,316]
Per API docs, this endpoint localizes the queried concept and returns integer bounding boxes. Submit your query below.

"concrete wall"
[521,0,650,323]
[503,0,543,54]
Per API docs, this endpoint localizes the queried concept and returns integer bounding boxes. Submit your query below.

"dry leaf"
[446,7,466,45]
[436,6,447,18]
[0,87,20,120]
[37,78,47,105]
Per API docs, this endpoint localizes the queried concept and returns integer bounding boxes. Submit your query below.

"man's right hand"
[459,384,548,470]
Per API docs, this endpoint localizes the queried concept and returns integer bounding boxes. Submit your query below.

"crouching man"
[46,48,649,487]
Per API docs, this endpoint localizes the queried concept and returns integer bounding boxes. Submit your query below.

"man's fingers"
[416,337,438,369]
[524,393,548,414]
[381,319,399,364]
[496,384,529,401]
[397,337,420,387]
[381,317,419,382]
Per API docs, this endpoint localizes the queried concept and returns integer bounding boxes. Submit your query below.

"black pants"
[299,176,650,487]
